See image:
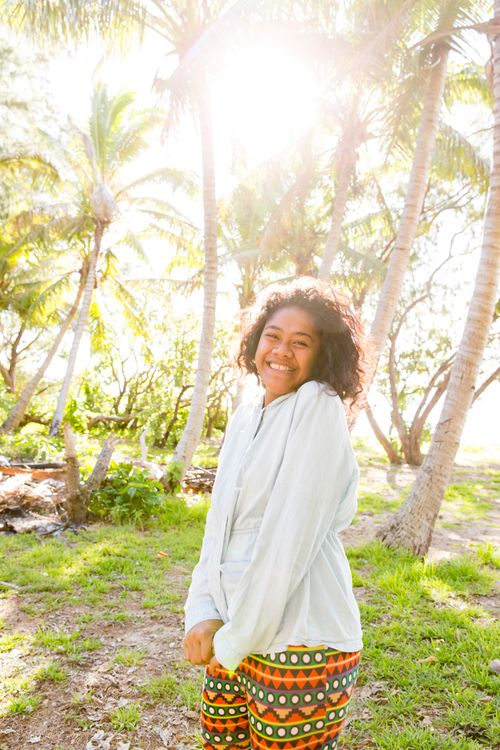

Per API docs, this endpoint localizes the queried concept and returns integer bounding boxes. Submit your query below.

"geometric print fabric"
[200,645,360,749]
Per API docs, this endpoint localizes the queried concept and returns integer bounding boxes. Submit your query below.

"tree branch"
[473,366,500,402]
[365,401,402,464]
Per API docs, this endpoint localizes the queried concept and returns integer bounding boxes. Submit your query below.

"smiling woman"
[238,277,365,403]
[254,306,320,405]
[213,42,319,168]
[184,277,366,750]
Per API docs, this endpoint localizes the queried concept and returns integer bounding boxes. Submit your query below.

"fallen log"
[10,462,65,469]
[0,474,65,514]
[87,414,137,429]
[0,465,66,481]
[183,466,217,493]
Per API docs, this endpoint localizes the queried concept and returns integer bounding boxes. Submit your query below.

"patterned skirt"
[200,645,360,749]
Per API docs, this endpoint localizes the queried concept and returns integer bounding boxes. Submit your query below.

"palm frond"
[131,197,197,226]
[106,275,149,336]
[116,167,198,199]
[0,0,147,45]
[433,123,490,190]
[0,153,60,183]
[409,0,493,56]
[88,297,108,354]
[115,231,147,261]
[24,271,77,325]
[338,243,387,272]
[445,64,492,108]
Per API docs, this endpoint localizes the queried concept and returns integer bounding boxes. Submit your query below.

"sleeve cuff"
[213,625,247,672]
[184,599,222,634]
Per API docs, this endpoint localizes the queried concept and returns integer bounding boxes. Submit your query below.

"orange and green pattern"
[201,645,360,749]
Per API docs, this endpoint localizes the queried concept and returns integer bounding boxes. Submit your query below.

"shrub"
[88,462,165,526]
[0,432,64,462]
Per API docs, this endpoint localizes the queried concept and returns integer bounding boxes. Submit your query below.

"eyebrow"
[264,324,315,340]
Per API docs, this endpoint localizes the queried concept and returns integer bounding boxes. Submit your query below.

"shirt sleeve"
[212,383,359,670]
[183,402,249,633]
[184,503,222,633]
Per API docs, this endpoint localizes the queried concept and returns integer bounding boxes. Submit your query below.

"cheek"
[306,348,321,373]
[254,341,264,361]
[254,341,266,370]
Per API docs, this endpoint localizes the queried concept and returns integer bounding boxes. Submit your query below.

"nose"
[272,340,292,356]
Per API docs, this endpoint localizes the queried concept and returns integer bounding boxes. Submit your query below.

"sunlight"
[214,44,318,173]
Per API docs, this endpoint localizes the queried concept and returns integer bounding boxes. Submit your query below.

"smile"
[267,362,294,372]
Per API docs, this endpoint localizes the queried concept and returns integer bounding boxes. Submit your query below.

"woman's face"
[254,305,320,406]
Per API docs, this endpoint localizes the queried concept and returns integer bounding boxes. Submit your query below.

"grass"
[109,702,141,730]
[441,481,495,522]
[0,631,28,652]
[343,541,499,749]
[0,447,498,747]
[113,647,147,666]
[140,672,204,710]
[7,694,42,715]
[357,490,402,515]
[0,518,204,615]
[33,627,81,651]
[106,611,134,623]
[36,660,68,683]
[31,626,102,663]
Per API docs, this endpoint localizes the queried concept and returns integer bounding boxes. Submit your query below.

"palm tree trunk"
[171,88,218,477]
[350,44,450,423]
[49,223,104,436]
[318,129,358,280]
[1,268,87,433]
[377,6,500,556]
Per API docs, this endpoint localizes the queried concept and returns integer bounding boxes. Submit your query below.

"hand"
[208,654,222,671]
[183,619,223,666]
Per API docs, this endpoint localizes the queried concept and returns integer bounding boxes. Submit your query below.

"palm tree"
[317,0,416,280]
[147,0,242,479]
[45,83,190,435]
[377,0,500,556]
[1,151,180,435]
[0,148,86,430]
[1,0,247,471]
[0,259,87,433]
[349,0,491,423]
[3,84,192,437]
[167,81,219,476]
[0,1,145,41]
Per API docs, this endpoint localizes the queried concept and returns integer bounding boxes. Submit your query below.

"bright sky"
[45,29,319,188]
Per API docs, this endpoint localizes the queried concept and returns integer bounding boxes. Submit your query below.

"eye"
[294,340,308,347]
[265,332,279,340]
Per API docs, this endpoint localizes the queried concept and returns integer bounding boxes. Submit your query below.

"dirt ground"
[344,462,500,566]
[0,574,200,750]
[0,460,498,750]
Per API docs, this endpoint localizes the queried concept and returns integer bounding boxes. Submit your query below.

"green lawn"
[0,452,498,749]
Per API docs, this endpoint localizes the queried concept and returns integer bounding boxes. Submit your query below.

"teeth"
[268,362,293,372]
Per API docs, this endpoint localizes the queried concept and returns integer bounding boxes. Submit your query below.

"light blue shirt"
[184,380,363,671]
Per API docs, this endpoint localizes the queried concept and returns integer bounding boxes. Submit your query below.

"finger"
[185,639,204,665]
[208,655,221,670]
[200,636,213,665]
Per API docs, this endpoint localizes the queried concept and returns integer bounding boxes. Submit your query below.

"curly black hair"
[237,277,365,402]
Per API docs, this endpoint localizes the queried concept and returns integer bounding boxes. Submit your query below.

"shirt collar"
[257,388,297,412]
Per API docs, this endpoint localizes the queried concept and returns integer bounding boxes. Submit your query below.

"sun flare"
[214,44,318,171]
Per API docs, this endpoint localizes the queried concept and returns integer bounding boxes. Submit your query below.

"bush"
[88,462,165,526]
[0,432,64,462]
